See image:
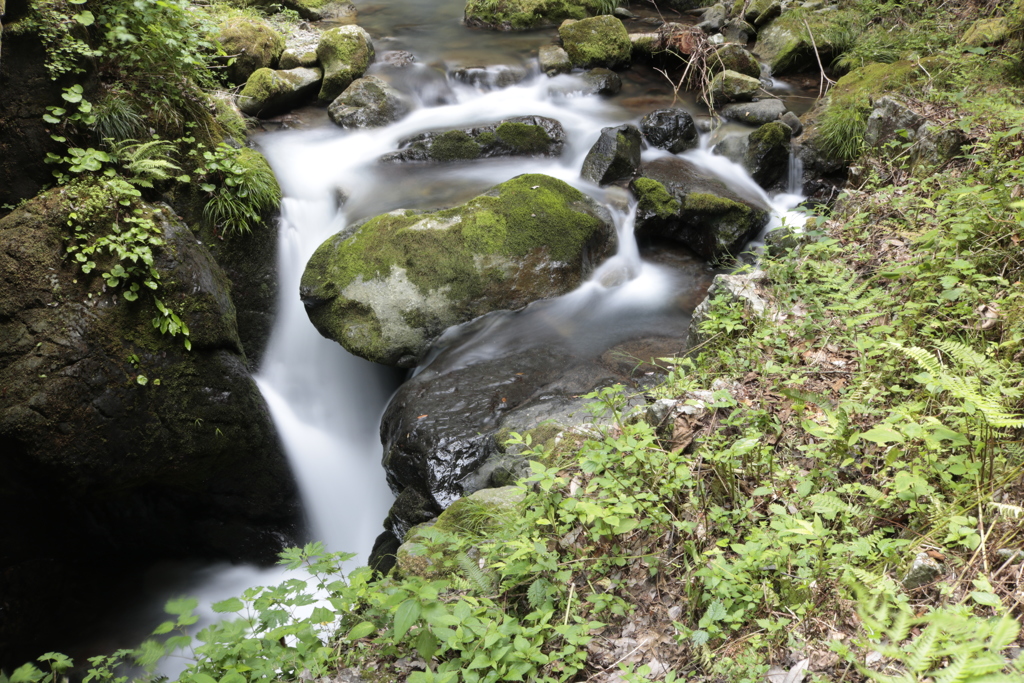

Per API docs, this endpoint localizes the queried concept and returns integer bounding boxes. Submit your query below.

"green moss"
[633,178,680,220]
[429,130,481,161]
[476,131,496,146]
[495,122,551,154]
[464,0,588,30]
[316,25,374,102]
[683,192,750,216]
[558,14,631,68]
[239,68,276,103]
[217,17,285,84]
[749,121,789,148]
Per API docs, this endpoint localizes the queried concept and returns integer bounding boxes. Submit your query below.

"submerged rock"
[632,156,770,262]
[327,75,410,128]
[316,25,375,103]
[238,67,323,118]
[558,15,632,69]
[381,115,566,163]
[640,108,699,154]
[450,65,528,89]
[299,173,616,366]
[216,17,286,85]
[580,124,642,185]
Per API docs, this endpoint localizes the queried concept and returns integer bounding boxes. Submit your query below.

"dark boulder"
[580,124,642,185]
[640,109,699,154]
[744,120,792,191]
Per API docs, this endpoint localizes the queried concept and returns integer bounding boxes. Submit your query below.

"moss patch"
[216,17,285,85]
[495,122,551,154]
[429,130,482,161]
[633,178,680,220]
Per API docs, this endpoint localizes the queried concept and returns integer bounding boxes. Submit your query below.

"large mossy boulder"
[558,15,631,69]
[709,43,761,79]
[753,8,859,75]
[0,189,299,664]
[299,173,616,367]
[632,156,770,262]
[464,0,595,31]
[381,116,565,163]
[238,67,323,118]
[316,25,375,103]
[216,17,286,85]
[327,75,410,128]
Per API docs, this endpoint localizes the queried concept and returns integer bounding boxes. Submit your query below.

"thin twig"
[802,18,836,100]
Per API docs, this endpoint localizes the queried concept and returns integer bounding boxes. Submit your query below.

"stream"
[77,0,813,671]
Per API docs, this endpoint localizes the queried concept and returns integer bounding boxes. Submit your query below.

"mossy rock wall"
[0,191,299,665]
[299,173,615,367]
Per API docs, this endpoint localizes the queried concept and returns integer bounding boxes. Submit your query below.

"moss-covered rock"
[580,124,642,185]
[464,0,593,31]
[632,156,770,262]
[719,98,787,125]
[237,67,323,118]
[279,48,319,69]
[327,75,410,128]
[216,17,286,85]
[299,173,615,366]
[709,43,761,78]
[707,69,761,104]
[961,17,1009,47]
[0,188,299,662]
[381,116,565,163]
[753,8,860,75]
[316,25,374,103]
[558,15,631,69]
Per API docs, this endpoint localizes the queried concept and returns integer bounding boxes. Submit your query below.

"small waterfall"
[788,149,804,195]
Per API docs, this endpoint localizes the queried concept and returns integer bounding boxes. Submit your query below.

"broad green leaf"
[212,597,244,613]
[970,591,1002,608]
[164,596,198,617]
[857,425,905,445]
[346,621,377,640]
[394,599,421,640]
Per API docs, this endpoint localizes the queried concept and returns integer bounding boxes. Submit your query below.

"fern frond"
[456,553,496,595]
[526,578,549,610]
[901,621,940,674]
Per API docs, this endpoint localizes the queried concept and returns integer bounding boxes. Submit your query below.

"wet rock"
[379,292,692,512]
[902,552,943,589]
[450,64,528,89]
[539,45,572,76]
[780,110,802,136]
[722,18,755,44]
[316,25,375,103]
[632,156,771,262]
[581,67,622,95]
[327,75,410,128]
[384,486,439,543]
[754,0,782,26]
[558,15,632,69]
[465,0,590,31]
[238,67,323,118]
[719,98,787,125]
[697,2,728,33]
[300,173,616,366]
[581,124,642,185]
[709,43,761,78]
[0,192,300,662]
[379,50,417,67]
[216,17,286,85]
[753,21,801,73]
[707,69,761,104]
[640,108,699,154]
[687,270,768,347]
[744,121,792,191]
[381,115,566,163]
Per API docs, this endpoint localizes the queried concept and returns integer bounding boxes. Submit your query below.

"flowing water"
[77,1,814,670]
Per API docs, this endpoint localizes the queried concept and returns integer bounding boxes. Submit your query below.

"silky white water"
[98,22,810,673]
